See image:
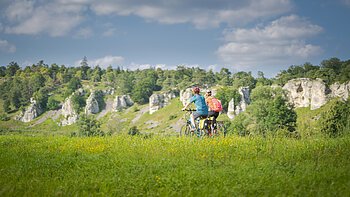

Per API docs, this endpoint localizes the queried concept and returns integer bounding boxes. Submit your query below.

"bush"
[0,113,10,121]
[128,126,140,136]
[319,99,350,137]
[47,97,60,110]
[78,115,104,137]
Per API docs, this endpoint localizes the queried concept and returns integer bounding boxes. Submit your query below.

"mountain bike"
[206,116,227,137]
[180,109,210,137]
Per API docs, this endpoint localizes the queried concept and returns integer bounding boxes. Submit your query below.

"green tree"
[319,99,350,137]
[232,71,256,89]
[5,62,20,77]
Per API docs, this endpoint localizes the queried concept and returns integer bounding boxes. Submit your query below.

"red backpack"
[211,97,223,112]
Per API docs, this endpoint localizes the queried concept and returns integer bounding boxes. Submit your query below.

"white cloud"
[75,56,124,68]
[4,1,86,36]
[2,0,293,36]
[0,39,16,53]
[217,15,323,67]
[90,0,293,28]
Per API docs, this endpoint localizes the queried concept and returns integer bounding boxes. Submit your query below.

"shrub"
[319,99,350,137]
[78,115,104,137]
[0,113,10,121]
[128,126,140,136]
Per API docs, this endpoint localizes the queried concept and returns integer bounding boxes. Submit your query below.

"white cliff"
[17,97,43,122]
[149,92,177,114]
[85,91,99,115]
[113,95,134,111]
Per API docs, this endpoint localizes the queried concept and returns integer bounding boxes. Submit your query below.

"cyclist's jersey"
[189,94,208,115]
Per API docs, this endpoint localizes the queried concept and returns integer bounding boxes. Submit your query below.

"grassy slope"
[0,135,349,196]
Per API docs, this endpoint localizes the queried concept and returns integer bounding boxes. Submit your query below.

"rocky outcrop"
[330,81,350,101]
[180,88,193,106]
[283,78,350,110]
[102,88,115,95]
[149,92,177,114]
[113,95,134,111]
[227,87,251,119]
[85,91,99,115]
[60,95,79,126]
[16,98,43,122]
[283,78,328,110]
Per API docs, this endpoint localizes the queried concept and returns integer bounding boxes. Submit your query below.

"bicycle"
[180,109,210,137]
[206,116,227,137]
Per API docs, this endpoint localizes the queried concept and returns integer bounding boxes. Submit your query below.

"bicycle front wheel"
[180,124,191,136]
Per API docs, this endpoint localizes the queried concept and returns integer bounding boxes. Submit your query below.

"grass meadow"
[1,134,350,196]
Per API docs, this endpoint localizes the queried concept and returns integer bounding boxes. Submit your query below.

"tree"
[215,87,240,111]
[5,62,20,77]
[217,68,231,86]
[319,99,350,137]
[232,71,256,89]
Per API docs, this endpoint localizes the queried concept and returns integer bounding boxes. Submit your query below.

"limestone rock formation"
[227,87,251,119]
[17,97,43,122]
[149,92,177,114]
[227,98,235,119]
[85,91,99,115]
[113,95,134,111]
[180,88,193,106]
[283,78,328,110]
[330,81,350,101]
[61,95,79,126]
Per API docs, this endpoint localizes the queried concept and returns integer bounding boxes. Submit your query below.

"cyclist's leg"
[191,112,201,129]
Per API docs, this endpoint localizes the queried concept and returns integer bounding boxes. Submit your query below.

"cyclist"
[205,90,221,131]
[182,86,208,130]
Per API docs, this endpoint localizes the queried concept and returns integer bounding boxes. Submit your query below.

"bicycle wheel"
[180,124,191,136]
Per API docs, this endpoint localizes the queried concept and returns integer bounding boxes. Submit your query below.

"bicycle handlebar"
[182,109,196,112]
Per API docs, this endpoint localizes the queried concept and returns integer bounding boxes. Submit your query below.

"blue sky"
[0,0,349,77]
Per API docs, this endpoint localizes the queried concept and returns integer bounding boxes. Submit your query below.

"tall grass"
[1,134,349,196]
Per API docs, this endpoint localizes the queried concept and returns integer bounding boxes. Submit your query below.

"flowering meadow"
[1,134,349,196]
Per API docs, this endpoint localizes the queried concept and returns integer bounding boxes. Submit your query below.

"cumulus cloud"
[90,0,293,28]
[217,15,323,67]
[1,0,293,36]
[0,39,16,53]
[75,56,124,68]
[3,0,86,36]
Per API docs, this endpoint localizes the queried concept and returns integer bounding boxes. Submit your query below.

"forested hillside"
[0,57,349,137]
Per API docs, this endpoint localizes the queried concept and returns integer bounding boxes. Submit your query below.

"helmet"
[192,86,200,94]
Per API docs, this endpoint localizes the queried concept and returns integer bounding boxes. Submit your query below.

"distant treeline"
[0,57,349,113]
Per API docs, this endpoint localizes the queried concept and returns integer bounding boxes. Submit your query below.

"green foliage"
[231,86,297,136]
[67,77,82,92]
[319,99,350,137]
[47,96,60,110]
[215,86,240,111]
[232,71,256,89]
[71,93,86,113]
[0,113,10,121]
[275,58,350,85]
[33,88,49,110]
[128,126,140,136]
[78,115,104,137]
